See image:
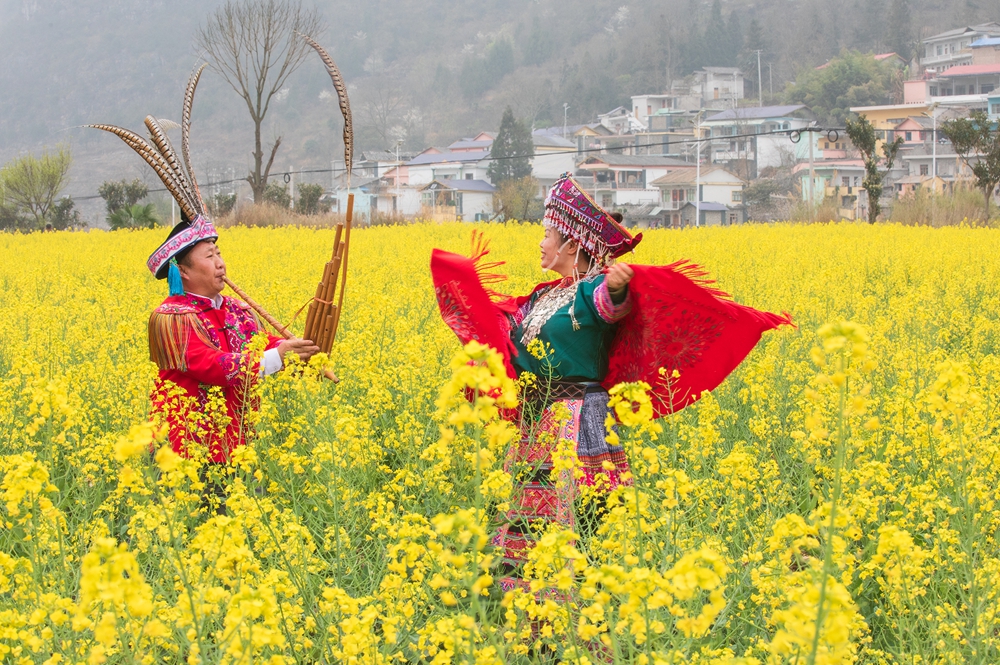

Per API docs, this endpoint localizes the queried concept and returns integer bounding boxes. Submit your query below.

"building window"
[983,85,996,94]
[905,131,912,141]
[930,86,938,96]
[602,194,612,207]
[842,177,850,187]
[992,103,1000,114]
[731,191,742,202]
[956,85,965,95]
[920,164,929,175]
[465,173,473,180]
[936,45,943,56]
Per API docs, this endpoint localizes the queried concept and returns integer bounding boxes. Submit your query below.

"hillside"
[0,0,995,223]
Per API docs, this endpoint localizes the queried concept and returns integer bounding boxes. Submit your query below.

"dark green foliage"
[487,107,533,185]
[844,115,904,224]
[522,19,555,67]
[940,110,1000,222]
[296,183,328,215]
[786,51,896,125]
[108,203,159,230]
[98,179,149,219]
[49,197,82,230]
[743,179,780,206]
[208,193,237,218]
[264,182,291,209]
[0,203,29,232]
[886,0,914,61]
[460,39,516,100]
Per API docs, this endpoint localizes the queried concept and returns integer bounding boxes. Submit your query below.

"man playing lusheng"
[146,215,318,464]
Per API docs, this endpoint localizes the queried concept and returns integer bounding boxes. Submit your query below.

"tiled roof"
[939,63,1000,76]
[406,150,490,166]
[579,155,693,168]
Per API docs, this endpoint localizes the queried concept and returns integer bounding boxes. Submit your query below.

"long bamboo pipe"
[224,277,339,383]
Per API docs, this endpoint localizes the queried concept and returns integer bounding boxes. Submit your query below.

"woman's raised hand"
[606,262,635,293]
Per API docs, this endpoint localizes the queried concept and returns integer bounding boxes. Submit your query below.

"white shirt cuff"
[261,348,283,377]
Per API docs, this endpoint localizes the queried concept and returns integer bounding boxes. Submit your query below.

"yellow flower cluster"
[1,221,1000,663]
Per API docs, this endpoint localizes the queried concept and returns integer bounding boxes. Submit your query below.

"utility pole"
[754,50,763,107]
[768,63,773,102]
[695,111,704,227]
[563,103,570,138]
[808,126,816,222]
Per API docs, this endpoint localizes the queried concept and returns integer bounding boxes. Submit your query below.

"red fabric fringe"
[430,240,792,418]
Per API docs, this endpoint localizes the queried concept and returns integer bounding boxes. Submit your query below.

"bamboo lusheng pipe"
[316,248,344,352]
[223,276,339,383]
[331,193,354,341]
[310,239,344,350]
[304,223,343,342]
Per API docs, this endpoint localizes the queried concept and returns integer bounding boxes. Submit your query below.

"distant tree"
[0,202,29,232]
[844,114,904,224]
[98,179,148,219]
[886,0,913,61]
[208,192,237,218]
[264,182,292,208]
[487,107,533,185]
[493,176,540,221]
[109,203,160,230]
[197,0,324,203]
[785,50,895,124]
[743,179,780,206]
[49,197,82,230]
[742,18,767,101]
[0,146,72,229]
[296,183,327,215]
[941,110,1000,222]
[522,19,555,66]
[460,38,516,100]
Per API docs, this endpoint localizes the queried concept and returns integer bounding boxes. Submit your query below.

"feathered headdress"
[89,64,217,294]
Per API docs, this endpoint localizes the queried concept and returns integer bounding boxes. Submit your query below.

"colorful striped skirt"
[493,381,632,592]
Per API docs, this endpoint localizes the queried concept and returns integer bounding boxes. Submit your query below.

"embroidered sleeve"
[594,280,632,324]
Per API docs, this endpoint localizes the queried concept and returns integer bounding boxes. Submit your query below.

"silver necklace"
[520,280,580,344]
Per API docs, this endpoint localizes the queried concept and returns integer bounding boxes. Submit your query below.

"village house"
[420,179,497,221]
[700,105,812,176]
[794,159,866,219]
[531,133,578,197]
[920,23,1000,74]
[576,154,695,208]
[648,167,746,228]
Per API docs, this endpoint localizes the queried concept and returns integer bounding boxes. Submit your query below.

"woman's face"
[539,226,569,272]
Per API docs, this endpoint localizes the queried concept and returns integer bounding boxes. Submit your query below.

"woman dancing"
[431,174,791,590]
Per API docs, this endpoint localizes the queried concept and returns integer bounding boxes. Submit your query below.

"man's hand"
[606,262,635,293]
[277,338,320,364]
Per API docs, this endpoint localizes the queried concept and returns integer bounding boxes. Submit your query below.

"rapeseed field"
[0,222,998,664]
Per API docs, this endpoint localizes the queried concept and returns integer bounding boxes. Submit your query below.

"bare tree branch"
[197,0,324,203]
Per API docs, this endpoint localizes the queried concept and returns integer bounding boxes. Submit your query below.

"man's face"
[178,240,226,298]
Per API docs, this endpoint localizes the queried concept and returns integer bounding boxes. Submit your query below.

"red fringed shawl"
[430,244,792,418]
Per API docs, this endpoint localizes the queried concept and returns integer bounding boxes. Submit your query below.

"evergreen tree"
[487,107,533,185]
[886,0,913,61]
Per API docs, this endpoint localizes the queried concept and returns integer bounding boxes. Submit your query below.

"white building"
[531,133,577,197]
[649,167,745,228]
[421,179,496,221]
[920,22,1000,74]
[576,154,695,208]
[701,105,811,174]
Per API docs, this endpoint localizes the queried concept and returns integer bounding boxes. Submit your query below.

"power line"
[66,126,846,202]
